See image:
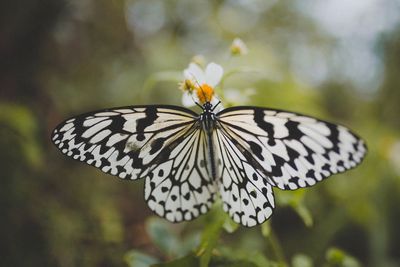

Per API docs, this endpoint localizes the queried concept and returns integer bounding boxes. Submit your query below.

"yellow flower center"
[180,79,196,92]
[197,84,214,104]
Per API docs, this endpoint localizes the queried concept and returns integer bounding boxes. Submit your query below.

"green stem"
[196,208,226,267]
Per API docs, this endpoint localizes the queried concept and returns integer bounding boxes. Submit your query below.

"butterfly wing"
[52,105,196,179]
[216,107,367,191]
[214,127,275,227]
[144,125,217,222]
[52,105,217,222]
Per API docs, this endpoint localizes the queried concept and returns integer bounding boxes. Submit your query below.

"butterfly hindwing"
[144,126,217,222]
[215,127,275,227]
[216,107,367,191]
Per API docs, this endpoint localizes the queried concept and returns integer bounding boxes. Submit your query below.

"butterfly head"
[202,101,213,111]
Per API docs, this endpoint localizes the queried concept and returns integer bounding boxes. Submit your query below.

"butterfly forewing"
[51,106,197,179]
[216,107,367,191]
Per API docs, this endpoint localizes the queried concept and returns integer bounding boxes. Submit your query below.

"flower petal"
[181,91,196,107]
[205,62,223,87]
[184,63,205,84]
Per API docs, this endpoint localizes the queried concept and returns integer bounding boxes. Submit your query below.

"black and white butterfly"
[51,102,366,227]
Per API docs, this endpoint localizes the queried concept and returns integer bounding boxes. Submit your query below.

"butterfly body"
[52,103,366,227]
[199,102,219,180]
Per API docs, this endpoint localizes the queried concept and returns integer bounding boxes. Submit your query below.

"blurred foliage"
[1,0,400,267]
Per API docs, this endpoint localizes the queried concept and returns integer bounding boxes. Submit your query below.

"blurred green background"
[1,0,400,266]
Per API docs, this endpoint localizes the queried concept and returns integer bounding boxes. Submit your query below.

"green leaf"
[180,232,201,255]
[146,217,181,257]
[293,204,313,227]
[125,250,159,267]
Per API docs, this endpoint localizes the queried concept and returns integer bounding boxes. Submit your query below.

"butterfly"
[51,88,367,227]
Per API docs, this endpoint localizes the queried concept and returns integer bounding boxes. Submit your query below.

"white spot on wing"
[304,122,331,136]
[89,129,111,144]
[82,119,112,138]
[301,135,325,153]
[299,124,333,148]
[106,133,129,147]
[95,111,119,116]
[60,122,74,132]
[83,117,107,127]
[188,169,201,189]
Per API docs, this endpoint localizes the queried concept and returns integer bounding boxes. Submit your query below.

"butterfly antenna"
[195,101,202,109]
[212,100,221,111]
[191,92,202,109]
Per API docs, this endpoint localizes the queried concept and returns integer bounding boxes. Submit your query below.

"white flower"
[230,38,248,56]
[180,62,224,108]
